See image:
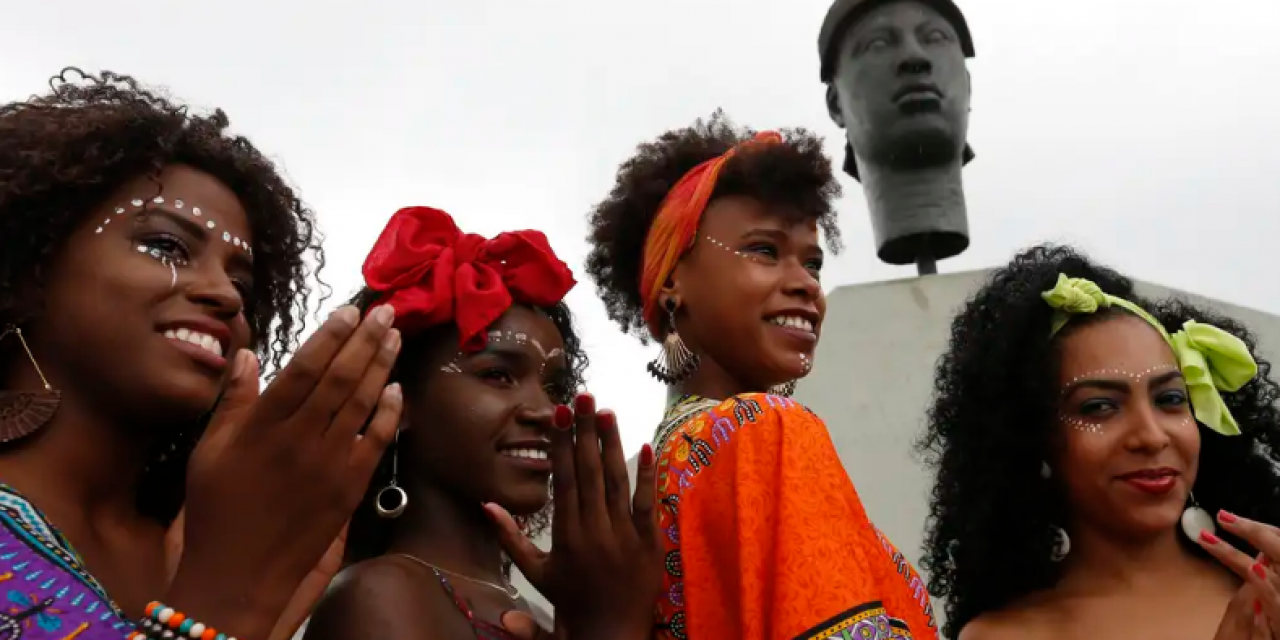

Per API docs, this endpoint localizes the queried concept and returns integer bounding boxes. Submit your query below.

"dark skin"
[305,306,567,640]
[960,316,1277,639]
[825,0,970,169]
[0,164,402,640]
[0,165,254,614]
[664,195,825,397]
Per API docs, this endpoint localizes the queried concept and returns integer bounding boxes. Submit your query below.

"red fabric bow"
[362,206,576,350]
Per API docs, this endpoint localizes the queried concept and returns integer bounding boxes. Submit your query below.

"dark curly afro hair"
[344,288,589,565]
[917,244,1280,638]
[0,68,326,524]
[585,109,843,342]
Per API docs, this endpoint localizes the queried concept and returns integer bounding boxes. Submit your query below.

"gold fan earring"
[0,327,60,443]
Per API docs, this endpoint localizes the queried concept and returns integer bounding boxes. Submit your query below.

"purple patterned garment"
[0,485,132,639]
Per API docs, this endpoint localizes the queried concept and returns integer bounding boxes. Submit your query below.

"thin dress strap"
[430,567,521,640]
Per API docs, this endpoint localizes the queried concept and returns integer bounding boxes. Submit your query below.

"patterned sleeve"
[653,394,936,640]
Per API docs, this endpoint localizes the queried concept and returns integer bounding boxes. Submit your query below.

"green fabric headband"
[1042,274,1258,436]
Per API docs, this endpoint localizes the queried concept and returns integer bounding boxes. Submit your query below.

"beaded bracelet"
[128,601,238,640]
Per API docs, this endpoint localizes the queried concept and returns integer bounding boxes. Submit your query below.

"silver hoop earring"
[647,301,699,385]
[1180,491,1215,541]
[1050,526,1070,562]
[374,429,408,519]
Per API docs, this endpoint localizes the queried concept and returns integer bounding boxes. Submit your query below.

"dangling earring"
[768,354,811,398]
[1049,526,1071,562]
[0,326,60,443]
[374,428,408,519]
[647,300,699,384]
[1180,491,1215,541]
[1040,461,1052,479]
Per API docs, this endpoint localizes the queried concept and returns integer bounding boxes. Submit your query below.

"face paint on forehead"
[439,329,566,376]
[95,195,252,257]
[1059,364,1180,396]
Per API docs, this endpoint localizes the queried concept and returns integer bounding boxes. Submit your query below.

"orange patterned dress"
[651,393,937,640]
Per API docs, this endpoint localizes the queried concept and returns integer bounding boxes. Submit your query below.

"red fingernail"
[574,392,594,413]
[596,410,617,431]
[640,443,654,467]
[553,405,572,430]
[1253,563,1268,580]
[1200,531,1220,544]
[1219,510,1239,524]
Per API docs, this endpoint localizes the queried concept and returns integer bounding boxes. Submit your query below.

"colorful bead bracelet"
[128,601,238,640]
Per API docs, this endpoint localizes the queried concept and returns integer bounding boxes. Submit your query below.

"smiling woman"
[585,110,939,640]
[303,206,589,640]
[919,244,1280,639]
[0,68,328,638]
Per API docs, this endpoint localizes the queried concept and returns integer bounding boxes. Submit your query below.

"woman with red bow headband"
[577,111,939,640]
[303,207,661,640]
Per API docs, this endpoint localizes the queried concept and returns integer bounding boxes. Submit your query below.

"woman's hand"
[165,306,402,639]
[487,393,662,640]
[1198,511,1280,638]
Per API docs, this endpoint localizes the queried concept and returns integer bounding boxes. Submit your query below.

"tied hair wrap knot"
[1041,273,1258,436]
[362,206,576,350]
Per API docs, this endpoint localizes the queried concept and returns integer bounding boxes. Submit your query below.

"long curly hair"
[344,288,589,565]
[918,244,1280,638]
[585,109,843,343]
[0,68,326,524]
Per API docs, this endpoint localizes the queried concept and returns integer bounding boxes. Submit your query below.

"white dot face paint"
[107,196,252,257]
[109,194,253,292]
[439,330,566,378]
[1057,364,1191,434]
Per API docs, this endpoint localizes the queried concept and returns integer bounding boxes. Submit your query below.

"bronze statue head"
[821,0,974,180]
[819,0,976,268]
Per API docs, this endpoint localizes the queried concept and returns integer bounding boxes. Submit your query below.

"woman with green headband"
[918,245,1280,639]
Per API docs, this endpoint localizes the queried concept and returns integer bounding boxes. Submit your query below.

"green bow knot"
[1042,274,1108,313]
[1170,320,1259,436]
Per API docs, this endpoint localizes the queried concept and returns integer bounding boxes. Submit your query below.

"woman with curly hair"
[919,244,1280,639]
[0,68,403,640]
[304,206,661,640]
[583,110,938,640]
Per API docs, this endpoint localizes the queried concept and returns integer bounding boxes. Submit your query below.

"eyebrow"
[472,343,567,366]
[1063,369,1185,396]
[145,207,254,270]
[739,227,825,259]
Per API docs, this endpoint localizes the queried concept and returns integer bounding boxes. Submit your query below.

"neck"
[676,350,755,401]
[857,160,967,251]
[385,475,508,584]
[1057,524,1223,593]
[0,388,156,528]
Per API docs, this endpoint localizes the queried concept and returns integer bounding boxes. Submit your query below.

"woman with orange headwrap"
[578,111,938,640]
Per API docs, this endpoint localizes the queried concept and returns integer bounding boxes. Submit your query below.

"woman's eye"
[140,234,191,263]
[924,28,950,43]
[1079,398,1117,417]
[747,244,779,259]
[478,368,515,385]
[1157,390,1189,407]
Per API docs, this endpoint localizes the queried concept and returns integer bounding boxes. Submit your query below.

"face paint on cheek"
[701,234,767,264]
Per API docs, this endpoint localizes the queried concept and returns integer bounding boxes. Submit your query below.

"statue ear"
[825,84,845,128]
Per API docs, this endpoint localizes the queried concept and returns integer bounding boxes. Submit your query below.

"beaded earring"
[0,327,60,443]
[768,354,812,398]
[647,299,699,385]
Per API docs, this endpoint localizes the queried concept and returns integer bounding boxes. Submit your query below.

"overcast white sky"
[4,0,1278,454]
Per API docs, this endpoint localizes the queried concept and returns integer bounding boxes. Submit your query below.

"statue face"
[826,0,971,172]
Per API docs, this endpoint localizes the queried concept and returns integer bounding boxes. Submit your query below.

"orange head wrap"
[638,131,783,338]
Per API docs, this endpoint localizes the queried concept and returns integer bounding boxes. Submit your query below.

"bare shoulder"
[303,556,449,640]
[957,604,1054,640]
